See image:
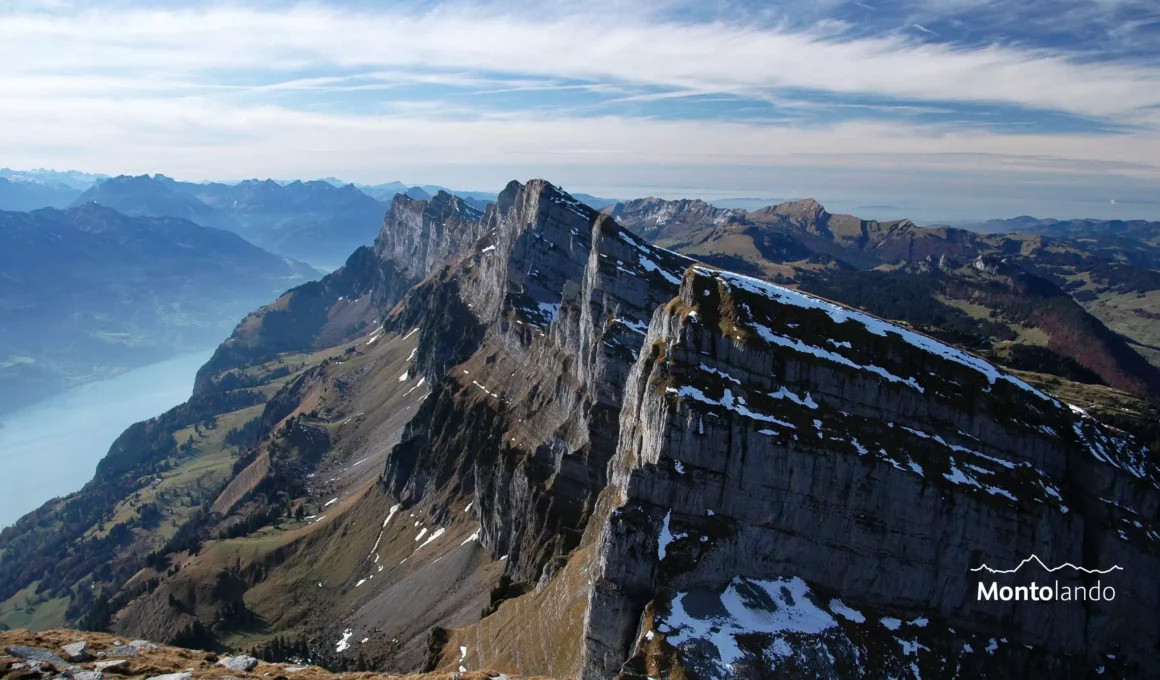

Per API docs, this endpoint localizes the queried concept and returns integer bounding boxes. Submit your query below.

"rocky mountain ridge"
[605,196,1160,400]
[2,180,1156,678]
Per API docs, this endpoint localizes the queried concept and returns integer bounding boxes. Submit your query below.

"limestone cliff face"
[373,192,486,281]
[580,266,1160,678]
[369,182,1157,677]
[381,179,690,583]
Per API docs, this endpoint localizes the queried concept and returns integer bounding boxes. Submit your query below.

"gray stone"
[104,646,138,658]
[63,671,103,680]
[145,674,191,680]
[126,641,157,650]
[217,656,258,672]
[93,660,128,671]
[60,641,89,662]
[4,646,67,666]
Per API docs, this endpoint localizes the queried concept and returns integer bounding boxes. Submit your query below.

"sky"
[1,0,1159,222]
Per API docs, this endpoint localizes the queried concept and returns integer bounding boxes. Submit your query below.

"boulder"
[127,640,157,650]
[61,641,90,662]
[145,674,192,680]
[104,646,138,658]
[217,655,259,672]
[4,646,67,666]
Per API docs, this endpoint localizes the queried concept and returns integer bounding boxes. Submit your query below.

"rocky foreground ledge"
[0,631,537,680]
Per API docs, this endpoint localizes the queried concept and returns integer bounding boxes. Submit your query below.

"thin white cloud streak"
[2,4,1160,121]
[1,95,1157,181]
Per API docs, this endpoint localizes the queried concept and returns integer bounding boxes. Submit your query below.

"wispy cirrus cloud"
[4,3,1160,117]
[1,0,1158,220]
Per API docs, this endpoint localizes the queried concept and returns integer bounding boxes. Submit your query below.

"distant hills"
[968,215,1160,245]
[0,203,318,413]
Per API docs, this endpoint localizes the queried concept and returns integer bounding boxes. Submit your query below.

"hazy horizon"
[6,164,1153,225]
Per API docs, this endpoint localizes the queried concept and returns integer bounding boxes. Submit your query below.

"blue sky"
[1,0,1159,221]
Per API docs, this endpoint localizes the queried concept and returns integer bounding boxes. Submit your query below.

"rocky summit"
[1,180,1156,679]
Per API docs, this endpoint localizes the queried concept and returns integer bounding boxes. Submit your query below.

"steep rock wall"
[582,266,1160,678]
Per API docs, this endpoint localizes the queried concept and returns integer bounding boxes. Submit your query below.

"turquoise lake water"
[0,349,216,529]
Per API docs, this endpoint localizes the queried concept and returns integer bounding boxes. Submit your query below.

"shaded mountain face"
[2,180,1156,679]
[0,203,318,413]
[605,197,1160,399]
[72,175,388,267]
[72,174,236,233]
[190,191,486,390]
[0,177,82,211]
[356,181,410,202]
[187,179,390,268]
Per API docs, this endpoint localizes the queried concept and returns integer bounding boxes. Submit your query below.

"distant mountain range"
[64,174,619,267]
[0,203,318,413]
[72,174,228,227]
[0,177,82,211]
[70,175,385,268]
[0,168,108,190]
[968,215,1160,245]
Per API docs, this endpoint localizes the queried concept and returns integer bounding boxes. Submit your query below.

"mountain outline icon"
[971,554,1123,575]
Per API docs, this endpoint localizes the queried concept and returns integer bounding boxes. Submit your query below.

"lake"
[0,348,217,529]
